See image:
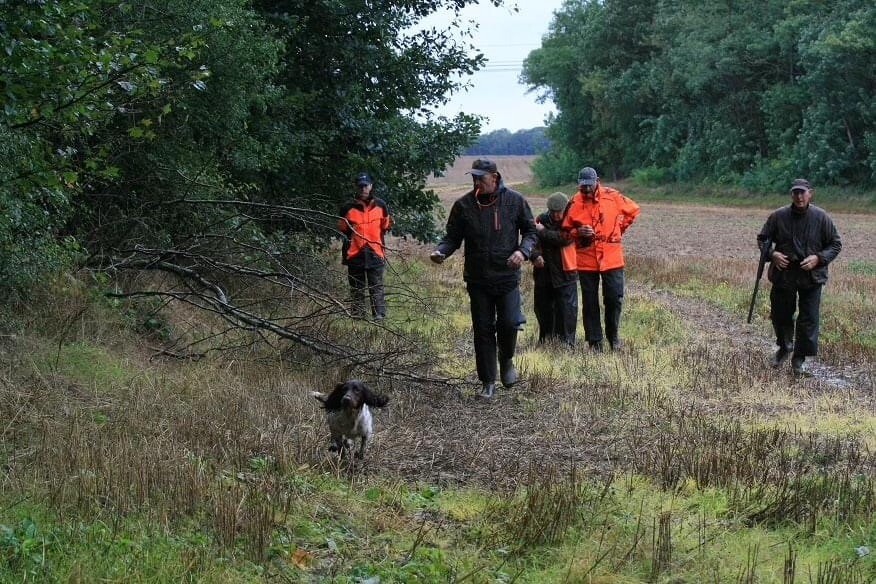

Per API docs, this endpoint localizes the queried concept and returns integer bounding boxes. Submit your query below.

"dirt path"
[630,281,870,391]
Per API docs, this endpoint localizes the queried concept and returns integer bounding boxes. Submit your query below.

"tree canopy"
[1,0,498,295]
[522,0,876,188]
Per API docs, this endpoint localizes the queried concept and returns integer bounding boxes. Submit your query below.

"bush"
[631,166,673,186]
[532,147,580,187]
[0,127,79,300]
[740,157,794,193]
[0,191,79,300]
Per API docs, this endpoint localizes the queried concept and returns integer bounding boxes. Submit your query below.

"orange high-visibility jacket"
[561,186,640,272]
[338,197,393,264]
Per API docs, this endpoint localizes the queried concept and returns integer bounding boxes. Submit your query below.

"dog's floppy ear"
[361,383,389,408]
[319,382,348,410]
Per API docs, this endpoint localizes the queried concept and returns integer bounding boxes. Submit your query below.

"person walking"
[338,172,393,320]
[532,192,578,346]
[562,167,640,352]
[758,178,842,376]
[430,158,538,399]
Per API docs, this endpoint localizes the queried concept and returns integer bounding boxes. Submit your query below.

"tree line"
[523,0,876,189]
[464,127,551,156]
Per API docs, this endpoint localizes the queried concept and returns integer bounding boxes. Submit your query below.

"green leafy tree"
[3,0,499,299]
[523,0,876,187]
[794,1,876,183]
[244,0,490,240]
[0,0,204,295]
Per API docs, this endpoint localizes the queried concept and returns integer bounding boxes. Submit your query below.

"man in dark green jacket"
[532,192,578,346]
[430,159,538,399]
[757,178,842,377]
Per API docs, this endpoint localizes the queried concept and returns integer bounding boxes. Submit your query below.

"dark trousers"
[578,269,624,346]
[467,283,521,383]
[770,283,822,357]
[348,265,386,318]
[533,281,578,345]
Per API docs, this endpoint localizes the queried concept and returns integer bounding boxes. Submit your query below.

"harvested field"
[427,154,537,187]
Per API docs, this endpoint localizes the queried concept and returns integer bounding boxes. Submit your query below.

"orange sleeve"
[561,197,581,230]
[620,196,640,233]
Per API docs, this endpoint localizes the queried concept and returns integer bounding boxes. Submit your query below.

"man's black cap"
[577,167,598,187]
[466,159,498,177]
[355,172,373,186]
[790,178,811,192]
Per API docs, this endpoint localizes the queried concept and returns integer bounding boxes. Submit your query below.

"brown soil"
[623,202,876,263]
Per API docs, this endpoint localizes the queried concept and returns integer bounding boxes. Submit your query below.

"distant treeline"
[464,127,551,156]
[523,0,876,189]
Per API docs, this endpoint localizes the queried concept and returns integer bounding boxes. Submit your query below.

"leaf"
[290,548,313,570]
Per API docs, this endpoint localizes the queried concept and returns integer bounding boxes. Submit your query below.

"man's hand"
[534,221,545,232]
[533,256,545,269]
[576,225,595,238]
[771,250,790,269]
[506,250,525,269]
[429,250,446,264]
[800,254,819,271]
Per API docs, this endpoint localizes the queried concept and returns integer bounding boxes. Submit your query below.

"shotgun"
[746,237,772,323]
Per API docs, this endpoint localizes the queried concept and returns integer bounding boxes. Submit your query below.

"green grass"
[848,260,876,276]
[0,502,264,583]
[32,341,137,388]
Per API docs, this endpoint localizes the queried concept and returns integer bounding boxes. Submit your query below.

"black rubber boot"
[791,356,808,377]
[770,346,792,368]
[499,360,518,388]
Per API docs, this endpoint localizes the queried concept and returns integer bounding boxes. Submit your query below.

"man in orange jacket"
[562,167,640,351]
[338,172,393,320]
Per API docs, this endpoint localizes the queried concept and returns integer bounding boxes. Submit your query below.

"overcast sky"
[416,1,566,133]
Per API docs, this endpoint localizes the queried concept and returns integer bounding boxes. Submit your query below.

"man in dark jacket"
[532,192,578,346]
[757,178,842,376]
[338,172,393,320]
[430,159,537,399]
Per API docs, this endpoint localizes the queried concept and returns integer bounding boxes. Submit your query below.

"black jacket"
[532,211,577,288]
[758,204,842,287]
[436,184,537,285]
